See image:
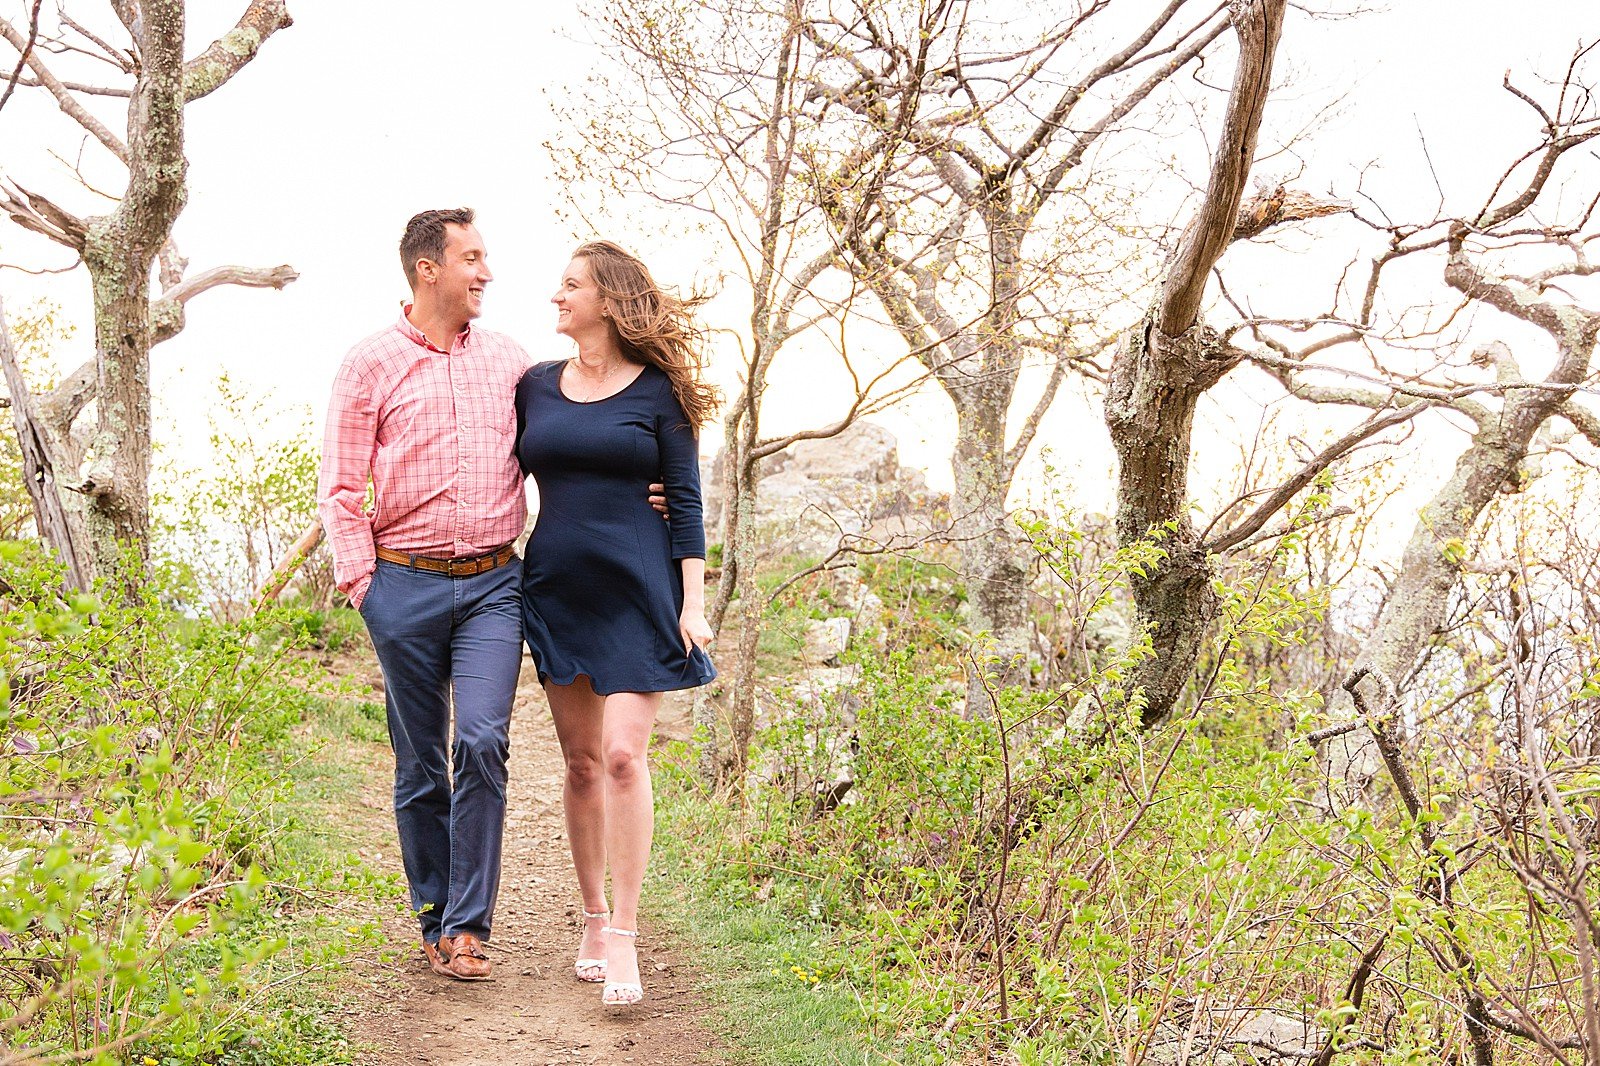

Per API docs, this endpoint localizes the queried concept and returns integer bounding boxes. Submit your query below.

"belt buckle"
[446,552,487,578]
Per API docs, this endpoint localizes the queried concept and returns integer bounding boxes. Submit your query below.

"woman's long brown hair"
[574,240,721,431]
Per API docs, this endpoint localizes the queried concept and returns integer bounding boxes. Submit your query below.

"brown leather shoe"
[421,938,453,978]
[439,932,492,981]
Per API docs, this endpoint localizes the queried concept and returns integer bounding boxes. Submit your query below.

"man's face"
[424,223,492,322]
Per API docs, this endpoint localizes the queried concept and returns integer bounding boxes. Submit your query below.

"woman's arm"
[655,378,712,652]
[679,557,711,653]
[654,380,707,559]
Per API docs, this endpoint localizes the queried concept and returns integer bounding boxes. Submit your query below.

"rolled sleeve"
[317,356,380,595]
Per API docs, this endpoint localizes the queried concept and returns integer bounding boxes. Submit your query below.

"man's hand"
[347,572,373,612]
[649,482,669,520]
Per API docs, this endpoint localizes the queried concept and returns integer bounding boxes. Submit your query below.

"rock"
[1145,1028,1239,1065]
[787,664,863,713]
[804,617,851,664]
[1212,1009,1323,1056]
[754,664,864,807]
[700,421,939,558]
[1143,1009,1323,1063]
[787,422,900,484]
[828,569,887,633]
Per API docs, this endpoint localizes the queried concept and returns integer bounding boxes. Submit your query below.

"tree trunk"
[721,375,768,780]
[83,226,157,578]
[81,0,188,583]
[1106,322,1236,726]
[1327,335,1600,803]
[0,1,292,589]
[1106,0,1285,725]
[950,396,1030,713]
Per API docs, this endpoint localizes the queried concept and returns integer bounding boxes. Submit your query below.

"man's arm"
[317,358,380,608]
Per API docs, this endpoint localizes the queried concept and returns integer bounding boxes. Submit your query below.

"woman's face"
[551,257,608,341]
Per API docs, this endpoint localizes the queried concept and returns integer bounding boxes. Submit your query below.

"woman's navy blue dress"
[514,359,715,695]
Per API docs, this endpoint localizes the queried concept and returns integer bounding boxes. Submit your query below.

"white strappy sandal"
[600,926,643,1007]
[574,908,609,983]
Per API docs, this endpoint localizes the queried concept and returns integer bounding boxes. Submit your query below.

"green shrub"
[0,545,383,1064]
[658,509,1583,1062]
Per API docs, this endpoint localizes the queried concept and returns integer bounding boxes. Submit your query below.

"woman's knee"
[604,743,647,786]
[565,750,604,792]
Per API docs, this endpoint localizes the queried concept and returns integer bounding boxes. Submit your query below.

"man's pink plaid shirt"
[317,310,531,606]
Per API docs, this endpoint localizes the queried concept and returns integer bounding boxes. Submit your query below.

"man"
[319,208,527,980]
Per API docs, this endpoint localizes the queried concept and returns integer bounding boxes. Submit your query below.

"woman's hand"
[680,607,714,655]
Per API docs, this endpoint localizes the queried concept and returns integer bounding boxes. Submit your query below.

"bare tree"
[1261,56,1600,797]
[1101,16,1600,734]
[796,0,1242,710]
[0,2,295,587]
[1102,0,1388,726]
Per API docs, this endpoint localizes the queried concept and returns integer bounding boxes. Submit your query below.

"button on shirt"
[318,309,531,606]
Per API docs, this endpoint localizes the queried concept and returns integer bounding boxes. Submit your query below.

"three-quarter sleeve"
[513,367,534,474]
[654,377,707,560]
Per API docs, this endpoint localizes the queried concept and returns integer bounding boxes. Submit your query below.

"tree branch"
[0,179,88,249]
[1014,0,1196,169]
[150,263,298,343]
[0,0,43,116]
[1157,0,1286,335]
[1204,400,1436,553]
[0,16,129,162]
[40,359,95,433]
[182,0,293,103]
[1231,185,1351,241]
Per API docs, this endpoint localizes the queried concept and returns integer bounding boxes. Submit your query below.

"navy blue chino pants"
[359,556,522,945]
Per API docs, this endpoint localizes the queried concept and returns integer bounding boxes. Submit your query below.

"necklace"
[569,357,624,402]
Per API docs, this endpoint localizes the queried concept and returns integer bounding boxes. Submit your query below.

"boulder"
[700,421,938,558]
[804,617,852,665]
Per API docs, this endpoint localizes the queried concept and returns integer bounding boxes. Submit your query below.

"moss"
[150,300,183,339]
[183,63,226,100]
[221,26,262,57]
[183,28,262,99]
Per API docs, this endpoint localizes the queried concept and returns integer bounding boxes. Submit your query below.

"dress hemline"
[534,666,717,697]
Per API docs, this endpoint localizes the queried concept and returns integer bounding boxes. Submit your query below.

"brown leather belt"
[374,543,517,578]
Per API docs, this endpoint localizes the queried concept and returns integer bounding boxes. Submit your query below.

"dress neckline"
[554,359,650,405]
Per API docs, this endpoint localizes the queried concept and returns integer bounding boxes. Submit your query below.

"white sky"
[1,1,1596,531]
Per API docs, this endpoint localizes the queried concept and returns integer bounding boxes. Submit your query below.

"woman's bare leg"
[600,690,662,1001]
[545,676,608,978]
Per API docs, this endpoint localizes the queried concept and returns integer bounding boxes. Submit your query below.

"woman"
[514,240,719,1007]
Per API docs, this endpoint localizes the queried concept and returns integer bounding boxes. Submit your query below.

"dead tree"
[800,0,1238,711]
[0,1,295,587]
[0,295,87,588]
[1105,0,1296,726]
[1252,56,1600,798]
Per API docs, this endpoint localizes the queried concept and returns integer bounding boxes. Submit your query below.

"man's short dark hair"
[400,208,476,288]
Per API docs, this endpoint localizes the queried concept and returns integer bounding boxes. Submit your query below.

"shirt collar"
[397,304,471,354]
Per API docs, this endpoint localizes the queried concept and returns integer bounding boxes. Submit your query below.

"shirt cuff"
[346,573,373,611]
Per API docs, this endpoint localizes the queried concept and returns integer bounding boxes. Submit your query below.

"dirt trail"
[352,655,724,1065]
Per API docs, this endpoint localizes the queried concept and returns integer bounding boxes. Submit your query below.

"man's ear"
[415,258,438,285]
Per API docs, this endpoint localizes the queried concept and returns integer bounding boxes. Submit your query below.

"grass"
[650,747,931,1066]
